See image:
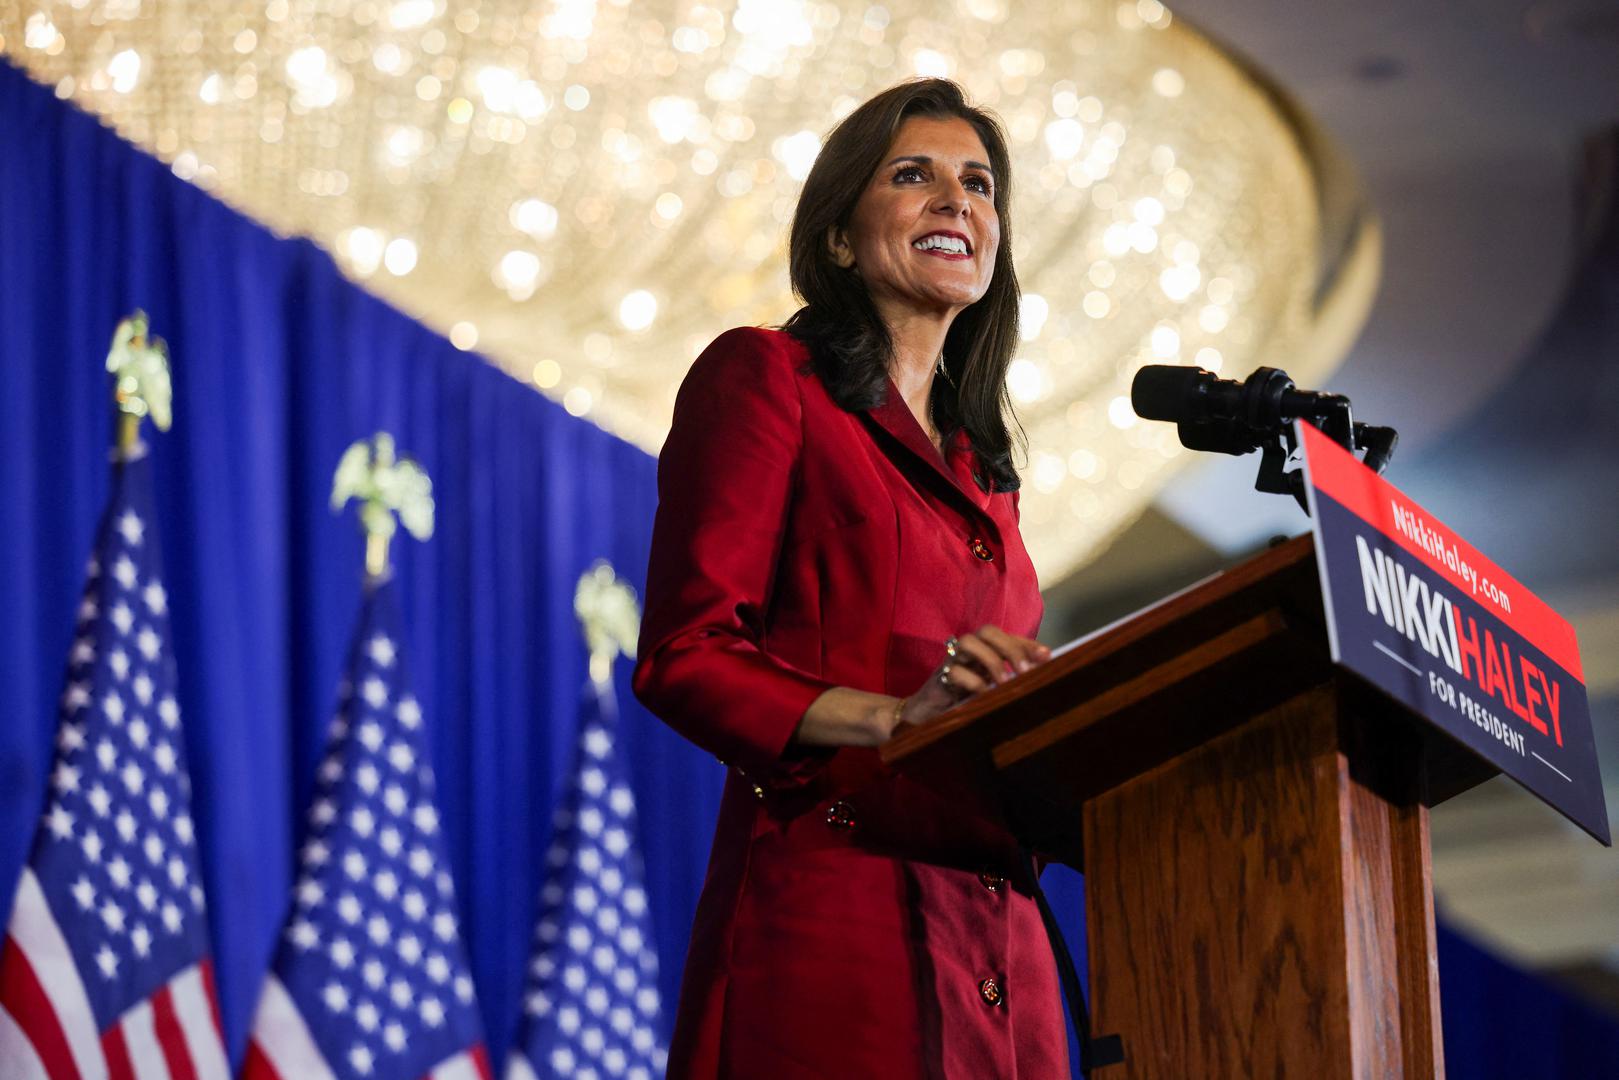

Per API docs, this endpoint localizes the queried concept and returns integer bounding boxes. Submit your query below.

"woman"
[633,79,1063,1077]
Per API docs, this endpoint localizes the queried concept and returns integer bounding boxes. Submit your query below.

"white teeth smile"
[913,234,969,255]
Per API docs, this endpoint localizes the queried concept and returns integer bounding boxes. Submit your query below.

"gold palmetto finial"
[574,561,640,688]
[330,432,435,578]
[105,311,172,457]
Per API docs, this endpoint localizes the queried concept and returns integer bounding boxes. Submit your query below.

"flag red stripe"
[238,1041,282,1080]
[469,1043,491,1080]
[195,963,223,1044]
[147,987,196,1080]
[99,1022,135,1080]
[0,935,80,1080]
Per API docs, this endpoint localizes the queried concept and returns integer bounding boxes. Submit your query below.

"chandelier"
[0,0,1377,581]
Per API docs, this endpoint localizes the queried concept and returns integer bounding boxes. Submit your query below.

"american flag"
[241,580,489,1080]
[505,676,666,1080]
[0,452,230,1080]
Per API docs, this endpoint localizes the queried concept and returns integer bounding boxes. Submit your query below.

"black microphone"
[1129,364,1399,506]
[1131,365,1348,437]
[1130,364,1236,423]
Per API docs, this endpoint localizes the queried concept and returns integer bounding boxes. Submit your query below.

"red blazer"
[634,327,1066,1078]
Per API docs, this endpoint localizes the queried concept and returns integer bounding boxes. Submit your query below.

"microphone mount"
[1131,365,1399,512]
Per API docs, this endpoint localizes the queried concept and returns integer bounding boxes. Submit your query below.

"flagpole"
[365,530,390,581]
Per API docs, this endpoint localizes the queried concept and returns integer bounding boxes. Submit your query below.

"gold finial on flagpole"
[330,432,435,579]
[105,311,172,458]
[574,561,640,688]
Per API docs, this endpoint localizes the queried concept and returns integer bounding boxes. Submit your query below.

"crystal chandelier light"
[0,0,1377,581]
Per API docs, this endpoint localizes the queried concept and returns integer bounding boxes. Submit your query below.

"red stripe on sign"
[100,1019,136,1080]
[238,1041,282,1080]
[0,935,80,1080]
[1300,422,1584,682]
[149,986,198,1080]
[469,1044,492,1080]
[197,962,224,1043]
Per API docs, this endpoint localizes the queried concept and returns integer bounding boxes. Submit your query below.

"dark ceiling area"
[1398,129,1619,595]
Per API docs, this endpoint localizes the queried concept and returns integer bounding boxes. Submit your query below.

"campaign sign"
[1298,421,1610,844]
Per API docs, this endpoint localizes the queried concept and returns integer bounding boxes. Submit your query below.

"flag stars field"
[245,590,488,1079]
[508,683,667,1080]
[116,509,144,546]
[384,786,408,816]
[367,635,396,668]
[46,805,75,840]
[63,682,91,714]
[2,485,230,1078]
[59,726,87,760]
[397,696,422,729]
[136,627,162,661]
[113,557,138,590]
[52,761,81,793]
[108,855,132,888]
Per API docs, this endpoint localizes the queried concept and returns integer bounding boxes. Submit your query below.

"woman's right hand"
[896,625,1051,731]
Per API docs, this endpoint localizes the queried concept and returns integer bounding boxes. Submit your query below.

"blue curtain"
[1438,921,1619,1078]
[1,57,1613,1076]
[0,58,726,1063]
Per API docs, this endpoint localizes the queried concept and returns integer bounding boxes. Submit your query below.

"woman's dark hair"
[782,78,1023,493]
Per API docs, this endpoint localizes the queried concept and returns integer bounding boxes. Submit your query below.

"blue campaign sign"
[1298,422,1609,845]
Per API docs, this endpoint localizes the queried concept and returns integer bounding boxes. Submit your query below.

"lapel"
[863,378,995,522]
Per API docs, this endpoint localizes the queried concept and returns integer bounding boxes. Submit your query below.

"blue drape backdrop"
[0,58,722,1063]
[1,58,1614,1076]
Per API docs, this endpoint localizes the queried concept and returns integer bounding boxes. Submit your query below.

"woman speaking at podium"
[634,79,1062,1077]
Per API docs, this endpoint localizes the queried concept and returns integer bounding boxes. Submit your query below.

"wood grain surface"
[1083,685,1442,1078]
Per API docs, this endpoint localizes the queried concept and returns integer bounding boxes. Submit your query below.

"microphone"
[1129,363,1400,504]
[1131,365,1348,438]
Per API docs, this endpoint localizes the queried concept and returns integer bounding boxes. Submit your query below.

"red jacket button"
[979,977,1004,1006]
[978,872,1004,893]
[825,800,857,830]
[969,537,994,561]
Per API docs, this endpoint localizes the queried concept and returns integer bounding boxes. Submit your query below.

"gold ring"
[944,636,960,658]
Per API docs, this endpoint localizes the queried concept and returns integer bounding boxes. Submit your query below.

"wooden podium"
[881,535,1493,1079]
